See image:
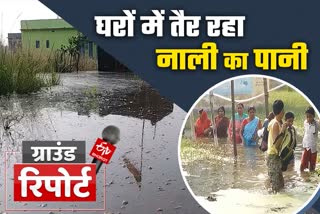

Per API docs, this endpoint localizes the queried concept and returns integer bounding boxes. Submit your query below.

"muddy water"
[0,72,207,214]
[181,138,320,214]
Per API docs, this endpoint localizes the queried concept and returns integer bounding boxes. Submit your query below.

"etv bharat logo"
[13,140,114,202]
[89,138,116,164]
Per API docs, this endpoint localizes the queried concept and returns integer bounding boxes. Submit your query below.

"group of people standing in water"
[194,102,262,146]
[194,100,319,193]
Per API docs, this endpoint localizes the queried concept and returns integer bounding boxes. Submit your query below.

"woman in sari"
[228,103,248,144]
[195,109,212,138]
[214,106,230,139]
[241,106,262,146]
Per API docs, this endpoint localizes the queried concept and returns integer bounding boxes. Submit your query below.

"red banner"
[14,164,96,202]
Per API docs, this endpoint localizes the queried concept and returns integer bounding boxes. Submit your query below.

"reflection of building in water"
[78,85,173,187]
[97,85,173,126]
[98,85,172,190]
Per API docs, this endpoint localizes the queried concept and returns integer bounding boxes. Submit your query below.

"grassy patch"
[78,56,97,71]
[0,38,98,96]
[259,89,309,130]
[180,137,233,165]
[0,47,60,95]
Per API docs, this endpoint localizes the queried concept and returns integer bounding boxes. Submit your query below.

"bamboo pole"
[231,80,237,157]
[189,110,196,140]
[209,91,218,144]
[263,78,269,117]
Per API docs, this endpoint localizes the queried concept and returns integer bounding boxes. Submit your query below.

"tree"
[60,33,89,72]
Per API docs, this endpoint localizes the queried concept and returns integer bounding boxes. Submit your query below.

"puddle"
[0,72,206,214]
[181,139,320,214]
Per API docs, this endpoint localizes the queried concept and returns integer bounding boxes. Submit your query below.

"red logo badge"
[89,138,116,164]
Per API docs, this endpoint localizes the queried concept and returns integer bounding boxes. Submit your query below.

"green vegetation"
[180,137,231,164]
[0,47,60,96]
[186,89,311,132]
[56,33,97,73]
[267,89,310,130]
[84,86,98,98]
[0,34,97,96]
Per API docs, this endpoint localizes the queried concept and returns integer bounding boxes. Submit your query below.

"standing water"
[0,72,207,214]
[181,137,320,214]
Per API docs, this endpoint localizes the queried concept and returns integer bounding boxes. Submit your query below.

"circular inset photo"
[179,75,320,214]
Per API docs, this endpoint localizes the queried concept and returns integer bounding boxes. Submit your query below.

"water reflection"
[97,84,173,125]
[0,72,173,148]
[0,72,205,214]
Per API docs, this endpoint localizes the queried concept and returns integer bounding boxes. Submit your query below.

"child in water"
[300,107,319,172]
[278,112,297,171]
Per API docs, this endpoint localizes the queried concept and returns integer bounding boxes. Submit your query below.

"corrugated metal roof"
[21,19,74,30]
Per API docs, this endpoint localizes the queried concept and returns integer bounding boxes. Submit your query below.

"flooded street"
[181,137,320,214]
[0,72,207,214]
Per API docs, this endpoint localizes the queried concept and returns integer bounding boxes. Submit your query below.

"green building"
[21,19,97,58]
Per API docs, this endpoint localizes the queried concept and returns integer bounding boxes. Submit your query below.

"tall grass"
[78,56,97,71]
[268,89,310,130]
[0,46,60,95]
[185,89,311,132]
[52,50,97,73]
[0,38,98,96]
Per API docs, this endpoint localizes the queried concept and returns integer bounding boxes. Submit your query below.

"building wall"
[22,28,76,50]
[21,20,97,58]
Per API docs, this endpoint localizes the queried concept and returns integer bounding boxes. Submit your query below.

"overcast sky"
[0,0,58,44]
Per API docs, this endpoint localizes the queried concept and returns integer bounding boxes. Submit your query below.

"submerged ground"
[180,136,320,214]
[0,71,207,214]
